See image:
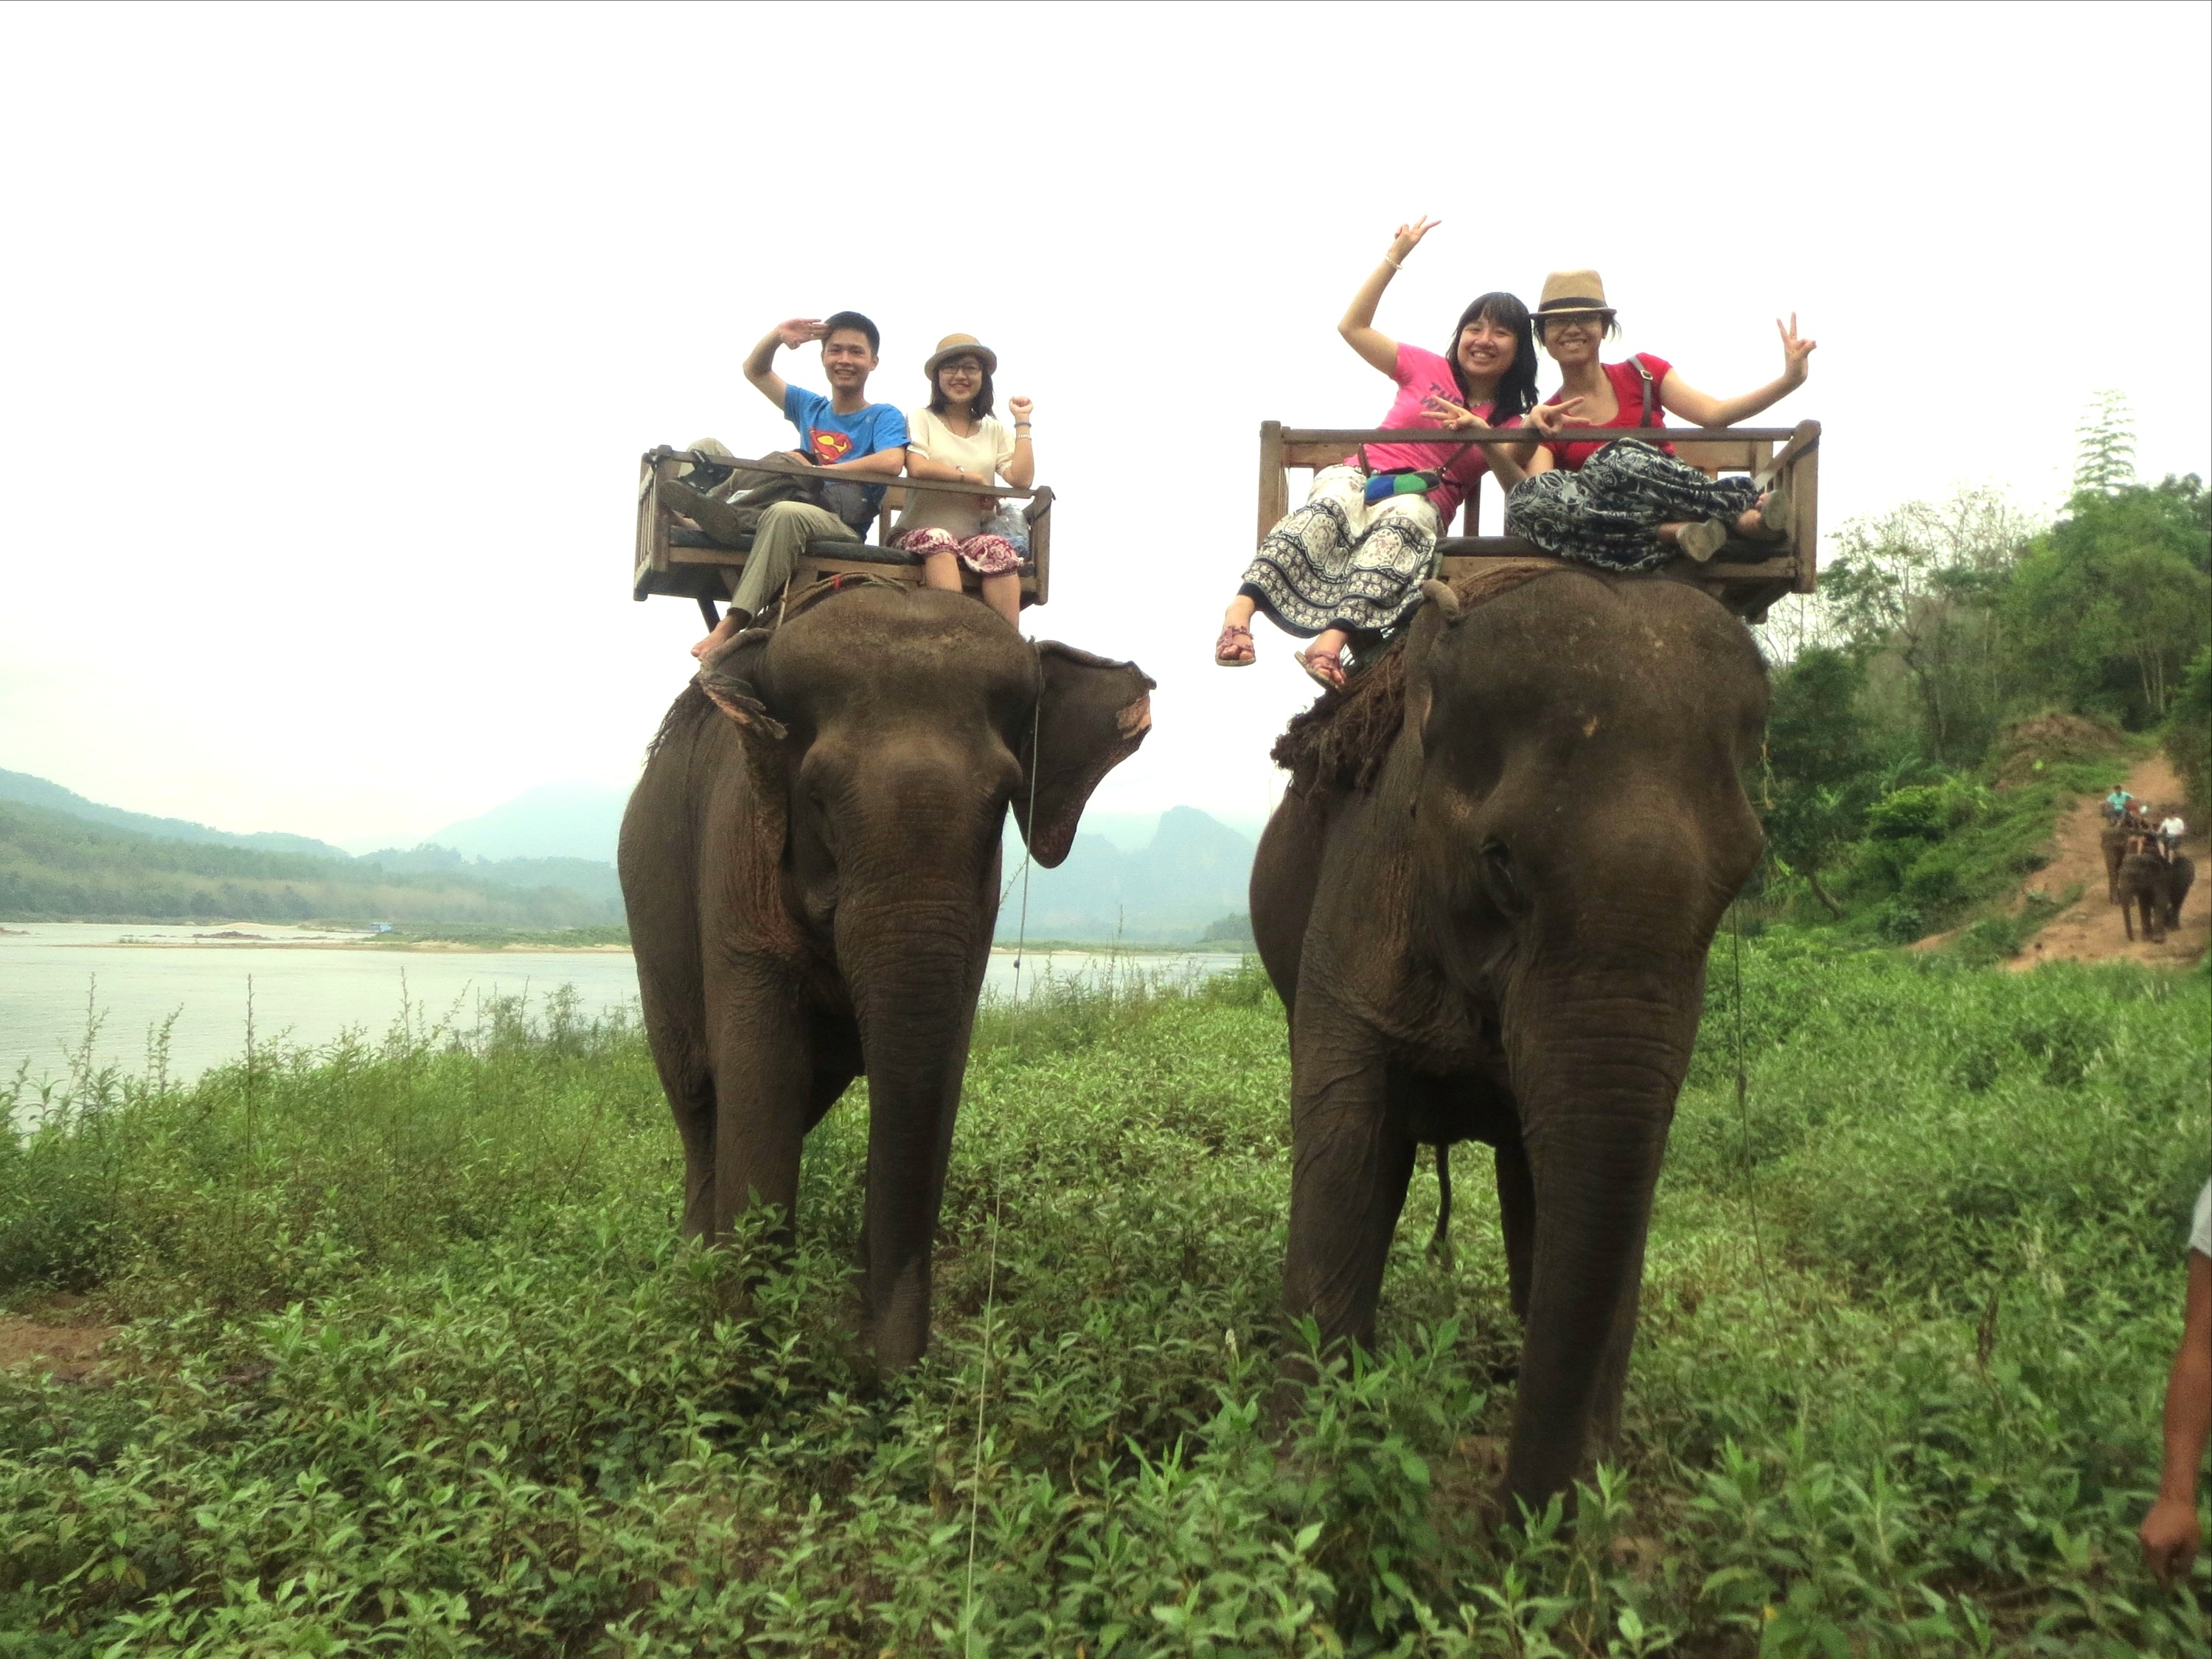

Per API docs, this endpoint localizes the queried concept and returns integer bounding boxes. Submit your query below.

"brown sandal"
[1214,623,1256,667]
[1295,646,1346,691]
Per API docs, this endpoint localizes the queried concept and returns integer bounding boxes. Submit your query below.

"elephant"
[2118,847,2194,943]
[619,582,1152,1371]
[1252,568,1767,1513]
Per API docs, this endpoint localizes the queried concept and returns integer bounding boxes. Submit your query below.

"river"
[0,923,1247,1092]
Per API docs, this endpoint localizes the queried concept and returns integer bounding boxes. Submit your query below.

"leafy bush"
[3,950,2207,1655]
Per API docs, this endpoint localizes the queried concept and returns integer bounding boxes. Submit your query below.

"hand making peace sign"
[1776,313,1818,385]
[1387,216,1441,265]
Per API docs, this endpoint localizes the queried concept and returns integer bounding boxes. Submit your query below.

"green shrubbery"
[1,948,2206,1655]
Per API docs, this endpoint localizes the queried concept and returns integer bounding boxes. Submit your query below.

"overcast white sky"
[2,1,2207,849]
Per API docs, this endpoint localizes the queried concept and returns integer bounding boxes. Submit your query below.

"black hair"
[821,310,880,355]
[928,356,996,420]
[1447,292,1539,425]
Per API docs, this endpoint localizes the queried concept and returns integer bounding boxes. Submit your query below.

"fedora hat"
[923,333,998,378]
[1534,268,1615,321]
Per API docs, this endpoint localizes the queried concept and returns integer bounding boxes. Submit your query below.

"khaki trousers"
[727,501,857,618]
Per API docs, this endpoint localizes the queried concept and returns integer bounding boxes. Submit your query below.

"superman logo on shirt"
[807,428,854,463]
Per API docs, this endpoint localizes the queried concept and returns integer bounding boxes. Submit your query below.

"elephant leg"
[1494,1135,1536,1324]
[1428,1144,1453,1266]
[636,975,717,1239]
[702,970,814,1242]
[2124,892,2138,940]
[1283,1001,1414,1358]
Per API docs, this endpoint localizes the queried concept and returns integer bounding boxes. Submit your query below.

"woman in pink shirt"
[1494,269,1816,571]
[1214,218,1555,690]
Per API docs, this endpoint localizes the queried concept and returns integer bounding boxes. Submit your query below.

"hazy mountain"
[358,843,624,904]
[1004,806,1256,943]
[0,798,622,925]
[0,768,354,861]
[423,782,630,863]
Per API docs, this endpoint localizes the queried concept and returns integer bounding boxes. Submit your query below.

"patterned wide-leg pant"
[1505,439,1761,573]
[1238,464,1441,637]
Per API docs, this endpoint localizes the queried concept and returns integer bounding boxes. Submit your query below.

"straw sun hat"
[923,333,998,378]
[1533,269,1615,322]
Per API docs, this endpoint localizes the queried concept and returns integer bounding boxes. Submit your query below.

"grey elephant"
[2119,847,2195,943]
[619,585,1152,1371]
[1252,569,1767,1512]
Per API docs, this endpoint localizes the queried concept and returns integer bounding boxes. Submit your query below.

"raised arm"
[742,317,826,412]
[1658,314,1818,428]
[1338,217,1438,378]
[1004,397,1035,489]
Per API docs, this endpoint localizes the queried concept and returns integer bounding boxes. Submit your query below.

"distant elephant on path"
[2101,826,2131,902]
[2118,848,2194,943]
[620,585,1152,1371]
[1253,569,1767,1514]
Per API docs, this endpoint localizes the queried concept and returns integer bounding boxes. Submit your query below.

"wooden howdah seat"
[633,447,1054,626]
[1256,420,1820,622]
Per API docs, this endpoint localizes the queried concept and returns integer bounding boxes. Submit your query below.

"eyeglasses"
[937,361,984,376]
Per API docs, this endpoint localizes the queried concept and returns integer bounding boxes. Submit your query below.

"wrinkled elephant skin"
[620,587,1152,1371]
[1252,574,1767,1512]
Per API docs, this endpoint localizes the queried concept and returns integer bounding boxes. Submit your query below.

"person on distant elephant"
[1214,217,1555,691]
[684,310,909,661]
[1495,270,1816,571]
[2106,784,2136,824]
[891,334,1034,630]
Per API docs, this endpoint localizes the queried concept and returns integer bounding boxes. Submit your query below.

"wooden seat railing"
[633,448,1054,625]
[1257,420,1820,622]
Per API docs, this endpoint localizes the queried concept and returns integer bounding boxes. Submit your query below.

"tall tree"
[2073,390,2138,495]
[2003,477,2212,725]
[1761,647,1884,913]
[1819,484,2037,762]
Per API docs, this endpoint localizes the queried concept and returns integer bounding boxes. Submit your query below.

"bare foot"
[691,609,748,661]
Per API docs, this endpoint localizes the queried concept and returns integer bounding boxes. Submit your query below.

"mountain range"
[0,771,1256,942]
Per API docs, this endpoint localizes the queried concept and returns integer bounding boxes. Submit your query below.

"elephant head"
[681,585,1151,1366]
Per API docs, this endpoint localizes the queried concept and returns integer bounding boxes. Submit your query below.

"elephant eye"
[1481,840,1528,913]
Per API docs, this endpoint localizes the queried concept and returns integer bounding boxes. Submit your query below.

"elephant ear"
[696,632,794,842]
[1015,642,1155,869]
[1398,581,1466,756]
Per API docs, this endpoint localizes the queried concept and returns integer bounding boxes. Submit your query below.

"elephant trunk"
[837,882,992,1371]
[1500,963,1704,1509]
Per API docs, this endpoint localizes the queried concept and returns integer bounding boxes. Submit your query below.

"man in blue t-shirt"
[689,310,909,659]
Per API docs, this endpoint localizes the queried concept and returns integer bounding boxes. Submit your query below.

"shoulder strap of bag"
[1627,354,1656,427]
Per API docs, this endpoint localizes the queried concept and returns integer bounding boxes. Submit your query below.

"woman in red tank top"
[1490,269,1817,572]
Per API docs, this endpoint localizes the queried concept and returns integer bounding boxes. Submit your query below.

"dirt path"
[0,1293,116,1382]
[2008,752,2206,971]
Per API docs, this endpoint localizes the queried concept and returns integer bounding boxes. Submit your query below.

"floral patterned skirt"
[892,526,1024,576]
[1237,464,1441,638]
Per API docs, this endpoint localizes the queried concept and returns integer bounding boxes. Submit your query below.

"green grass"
[0,948,2206,1656]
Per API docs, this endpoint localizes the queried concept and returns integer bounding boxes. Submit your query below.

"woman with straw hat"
[1214,217,1562,690]
[891,333,1033,627]
[1476,269,1815,571]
